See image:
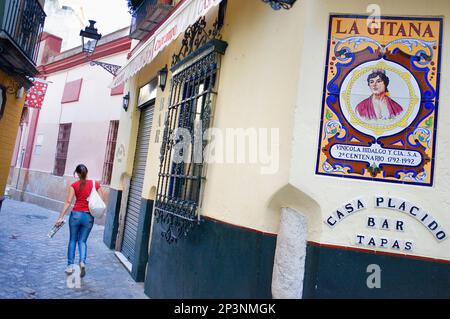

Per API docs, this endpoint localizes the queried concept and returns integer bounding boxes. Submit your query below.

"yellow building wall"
[109,76,140,190]
[111,0,304,233]
[110,43,175,193]
[137,47,174,200]
[0,71,26,195]
[288,0,450,261]
[200,0,303,233]
[111,0,450,261]
[110,6,220,192]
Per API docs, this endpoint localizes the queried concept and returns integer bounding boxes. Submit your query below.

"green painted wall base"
[303,243,450,299]
[131,198,153,282]
[103,189,122,249]
[103,191,153,283]
[145,217,277,299]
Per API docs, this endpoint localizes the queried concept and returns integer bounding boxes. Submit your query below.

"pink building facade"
[8,28,131,224]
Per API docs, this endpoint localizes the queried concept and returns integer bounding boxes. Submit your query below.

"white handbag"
[87,180,106,218]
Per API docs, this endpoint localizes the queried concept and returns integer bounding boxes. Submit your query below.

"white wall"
[290,0,450,260]
[43,0,85,51]
[30,52,127,180]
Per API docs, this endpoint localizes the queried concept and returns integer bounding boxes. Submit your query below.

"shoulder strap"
[89,180,96,196]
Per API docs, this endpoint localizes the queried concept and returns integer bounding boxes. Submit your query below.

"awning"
[111,0,223,88]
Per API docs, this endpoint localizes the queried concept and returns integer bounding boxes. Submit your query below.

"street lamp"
[122,93,130,112]
[80,20,102,56]
[79,20,122,76]
[158,65,168,92]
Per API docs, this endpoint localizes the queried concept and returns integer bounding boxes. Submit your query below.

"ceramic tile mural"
[316,15,443,186]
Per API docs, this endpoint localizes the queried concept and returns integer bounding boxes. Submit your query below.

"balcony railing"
[130,0,174,40]
[0,0,46,65]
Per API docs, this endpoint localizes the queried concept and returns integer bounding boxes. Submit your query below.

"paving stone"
[0,199,148,299]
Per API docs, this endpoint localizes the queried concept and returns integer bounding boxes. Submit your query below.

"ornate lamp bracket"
[262,0,297,10]
[89,61,122,76]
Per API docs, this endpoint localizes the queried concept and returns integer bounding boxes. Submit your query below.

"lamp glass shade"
[122,93,130,111]
[81,37,98,55]
[158,66,168,91]
[80,20,102,56]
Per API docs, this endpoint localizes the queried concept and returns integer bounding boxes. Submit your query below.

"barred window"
[102,120,119,185]
[155,38,227,243]
[53,123,72,176]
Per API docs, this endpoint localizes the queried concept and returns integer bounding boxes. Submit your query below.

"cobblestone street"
[0,199,148,299]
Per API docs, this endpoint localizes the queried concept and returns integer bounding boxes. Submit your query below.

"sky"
[44,0,131,50]
[64,0,131,35]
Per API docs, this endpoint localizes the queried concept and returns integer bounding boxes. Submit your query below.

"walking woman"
[54,164,104,277]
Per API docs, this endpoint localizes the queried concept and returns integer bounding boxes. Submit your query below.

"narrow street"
[0,199,147,299]
[0,0,448,302]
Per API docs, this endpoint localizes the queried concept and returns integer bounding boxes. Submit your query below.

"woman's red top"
[71,180,101,212]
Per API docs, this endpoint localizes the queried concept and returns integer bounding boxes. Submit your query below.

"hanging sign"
[316,15,443,186]
[24,78,49,109]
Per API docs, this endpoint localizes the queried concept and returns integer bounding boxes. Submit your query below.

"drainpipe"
[16,147,26,196]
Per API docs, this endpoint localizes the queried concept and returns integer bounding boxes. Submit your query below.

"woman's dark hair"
[74,164,88,190]
[367,71,390,92]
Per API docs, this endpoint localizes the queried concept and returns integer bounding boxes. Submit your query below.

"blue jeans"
[67,211,94,265]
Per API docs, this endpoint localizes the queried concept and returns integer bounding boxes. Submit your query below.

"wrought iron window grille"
[171,16,222,68]
[261,0,297,10]
[53,123,72,177]
[102,120,120,185]
[0,0,46,64]
[154,16,227,244]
